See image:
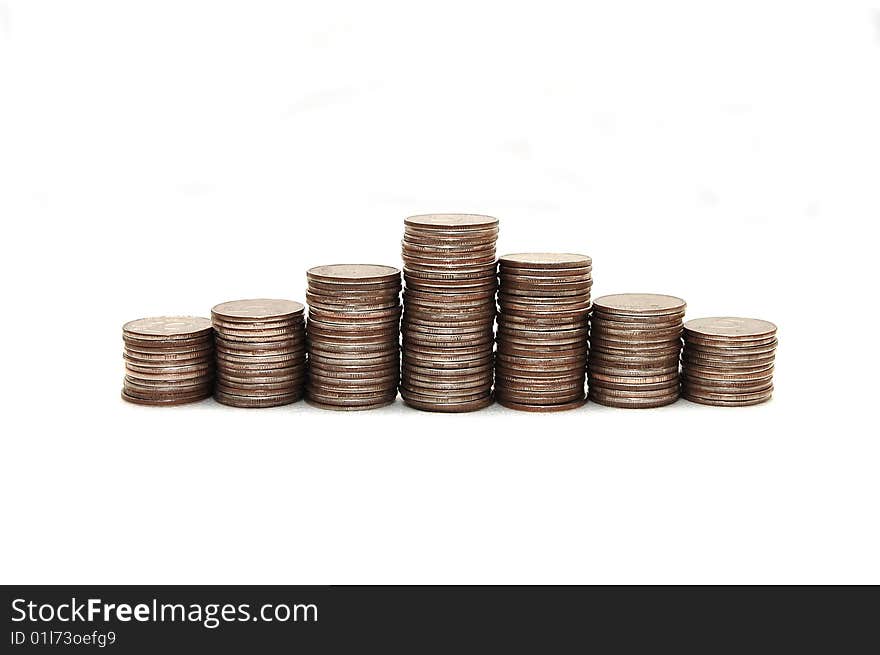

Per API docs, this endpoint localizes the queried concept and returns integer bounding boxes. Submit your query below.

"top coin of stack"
[121,316,214,406]
[588,294,686,408]
[305,264,402,410]
[211,299,306,408]
[400,214,498,412]
[681,317,777,406]
[495,253,592,411]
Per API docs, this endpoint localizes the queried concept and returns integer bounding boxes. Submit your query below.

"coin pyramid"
[122,215,781,412]
[587,294,686,408]
[305,264,402,410]
[211,299,306,408]
[495,253,592,411]
[681,317,777,406]
[121,316,215,406]
[400,214,498,412]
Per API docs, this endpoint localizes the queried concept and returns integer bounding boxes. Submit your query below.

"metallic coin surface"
[123,339,212,355]
[588,391,679,408]
[683,366,774,382]
[495,390,584,406]
[121,389,211,406]
[306,289,399,303]
[403,368,493,383]
[590,370,679,385]
[681,351,775,365]
[214,389,302,408]
[307,318,401,333]
[122,336,213,352]
[683,343,777,359]
[404,230,499,244]
[591,323,683,338]
[403,372,492,388]
[123,316,212,338]
[501,273,592,285]
[123,350,212,366]
[500,252,592,269]
[682,370,774,384]
[681,391,773,407]
[401,394,494,413]
[124,362,214,380]
[402,377,492,394]
[216,381,305,397]
[308,279,401,293]
[496,362,584,376]
[403,354,493,369]
[212,315,303,328]
[123,377,212,393]
[123,383,213,399]
[307,264,401,283]
[681,386,774,402]
[214,328,304,342]
[684,317,777,340]
[589,379,677,392]
[124,359,213,375]
[405,213,499,230]
[589,338,682,352]
[684,333,778,348]
[217,348,304,363]
[403,267,497,281]
[593,294,686,316]
[681,379,773,395]
[404,236,497,250]
[215,336,303,352]
[211,299,304,322]
[590,312,684,328]
[404,275,497,288]
[496,377,584,393]
[588,364,679,378]
[403,247,496,262]
[305,397,396,411]
[123,374,212,391]
[496,397,586,412]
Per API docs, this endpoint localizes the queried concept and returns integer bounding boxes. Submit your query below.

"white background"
[1,1,878,584]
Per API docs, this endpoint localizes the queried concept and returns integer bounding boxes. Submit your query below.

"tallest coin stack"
[400,214,499,412]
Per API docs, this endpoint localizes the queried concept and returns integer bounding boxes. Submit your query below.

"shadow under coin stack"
[495,253,592,411]
[121,317,214,406]
[305,265,402,410]
[211,299,306,408]
[681,317,777,406]
[588,294,686,408]
[400,214,498,412]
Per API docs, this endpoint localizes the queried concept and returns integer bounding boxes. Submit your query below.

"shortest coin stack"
[211,299,306,408]
[588,294,686,408]
[681,317,777,406]
[122,316,215,406]
[306,264,402,410]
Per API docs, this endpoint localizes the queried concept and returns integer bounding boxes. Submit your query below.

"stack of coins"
[400,214,498,412]
[211,299,306,408]
[588,294,686,408]
[495,253,592,411]
[305,264,401,410]
[121,317,214,406]
[681,317,777,406]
